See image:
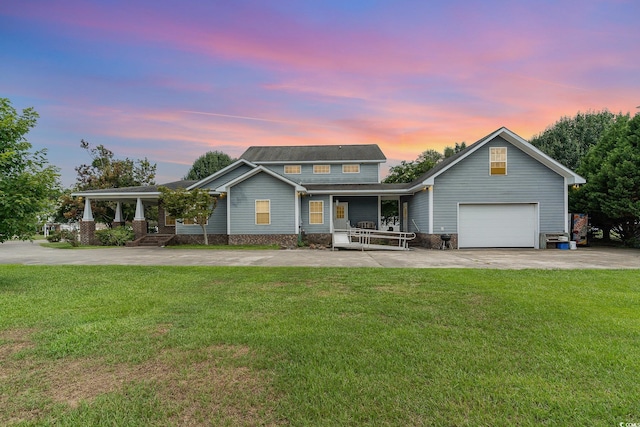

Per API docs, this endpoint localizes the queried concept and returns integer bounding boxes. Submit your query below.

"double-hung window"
[490,147,507,175]
[255,200,270,225]
[309,201,324,224]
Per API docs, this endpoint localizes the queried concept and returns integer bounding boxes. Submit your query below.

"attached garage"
[458,203,538,248]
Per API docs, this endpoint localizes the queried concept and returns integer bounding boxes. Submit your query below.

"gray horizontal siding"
[404,190,429,233]
[300,195,331,233]
[175,197,227,235]
[199,164,253,190]
[432,136,565,233]
[229,172,296,235]
[263,163,379,184]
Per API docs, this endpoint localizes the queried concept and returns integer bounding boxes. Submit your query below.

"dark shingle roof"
[305,183,409,192]
[240,144,386,163]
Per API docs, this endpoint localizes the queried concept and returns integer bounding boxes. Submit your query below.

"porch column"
[80,197,96,245]
[113,202,124,227]
[132,197,147,239]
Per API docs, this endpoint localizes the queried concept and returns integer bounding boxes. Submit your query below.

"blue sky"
[1,0,638,187]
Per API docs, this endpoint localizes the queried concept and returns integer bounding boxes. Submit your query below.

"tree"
[184,151,234,181]
[0,98,60,242]
[530,110,620,171]
[62,140,158,224]
[75,140,156,190]
[573,113,640,246]
[384,149,443,184]
[159,187,217,245]
[444,142,466,158]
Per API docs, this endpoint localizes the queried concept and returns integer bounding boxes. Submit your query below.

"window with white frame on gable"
[255,200,270,225]
[342,164,360,173]
[313,164,330,174]
[309,201,324,224]
[490,147,507,175]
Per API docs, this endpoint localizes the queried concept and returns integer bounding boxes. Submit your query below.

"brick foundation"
[228,234,298,248]
[132,220,147,239]
[171,234,229,245]
[157,204,176,235]
[302,233,332,246]
[79,220,97,245]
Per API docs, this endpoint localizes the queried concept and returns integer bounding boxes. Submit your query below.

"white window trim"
[284,165,301,174]
[309,200,324,225]
[490,147,507,176]
[342,164,360,173]
[255,199,271,225]
[313,164,331,174]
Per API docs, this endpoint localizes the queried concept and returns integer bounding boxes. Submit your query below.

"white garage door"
[458,204,537,248]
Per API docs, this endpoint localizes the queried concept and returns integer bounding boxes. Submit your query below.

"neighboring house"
[73,127,585,249]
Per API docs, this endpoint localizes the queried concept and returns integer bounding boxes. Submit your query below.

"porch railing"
[334,226,416,250]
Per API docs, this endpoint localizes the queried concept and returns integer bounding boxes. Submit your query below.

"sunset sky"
[1,0,638,187]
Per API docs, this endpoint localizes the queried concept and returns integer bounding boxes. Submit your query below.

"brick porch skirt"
[228,234,298,248]
[171,234,229,245]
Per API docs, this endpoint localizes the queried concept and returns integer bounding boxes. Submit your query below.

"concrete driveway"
[1,240,639,269]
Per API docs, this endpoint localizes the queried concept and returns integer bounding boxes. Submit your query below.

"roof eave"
[252,159,384,165]
[187,159,256,190]
[216,166,305,192]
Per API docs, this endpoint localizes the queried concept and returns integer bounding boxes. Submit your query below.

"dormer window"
[313,165,330,174]
[490,147,507,175]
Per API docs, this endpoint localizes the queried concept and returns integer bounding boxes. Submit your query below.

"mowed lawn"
[1,266,639,426]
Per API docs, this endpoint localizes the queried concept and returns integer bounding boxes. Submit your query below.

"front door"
[334,202,349,229]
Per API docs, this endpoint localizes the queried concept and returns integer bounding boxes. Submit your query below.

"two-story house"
[73,127,585,249]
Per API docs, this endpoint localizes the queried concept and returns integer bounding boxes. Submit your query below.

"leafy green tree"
[75,139,156,190]
[184,150,234,181]
[530,110,620,171]
[62,140,157,224]
[573,113,640,246]
[159,187,217,245]
[0,98,60,242]
[384,149,443,184]
[444,142,466,158]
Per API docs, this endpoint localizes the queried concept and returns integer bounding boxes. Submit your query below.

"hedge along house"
[73,127,585,249]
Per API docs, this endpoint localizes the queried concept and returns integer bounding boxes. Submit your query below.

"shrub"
[46,230,79,246]
[95,226,135,246]
[46,232,62,242]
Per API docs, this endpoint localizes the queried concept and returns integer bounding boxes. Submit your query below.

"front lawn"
[1,266,638,426]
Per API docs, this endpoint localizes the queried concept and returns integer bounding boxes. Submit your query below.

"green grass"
[1,266,639,426]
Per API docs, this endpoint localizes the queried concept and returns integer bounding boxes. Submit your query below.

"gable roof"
[240,144,386,163]
[187,159,256,190]
[215,166,305,192]
[406,127,586,190]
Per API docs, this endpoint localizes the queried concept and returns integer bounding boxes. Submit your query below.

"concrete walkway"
[1,240,639,269]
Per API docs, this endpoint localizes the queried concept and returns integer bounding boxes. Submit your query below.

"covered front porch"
[71,181,193,245]
[302,184,417,250]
